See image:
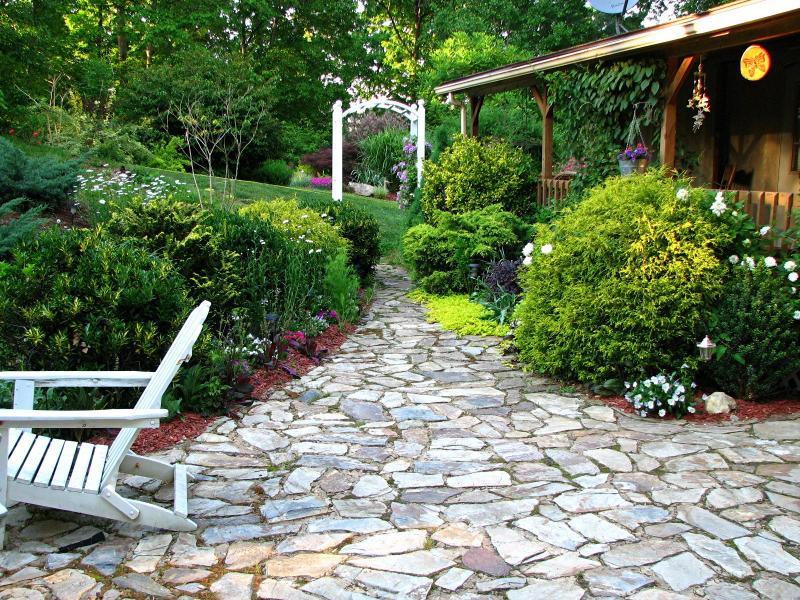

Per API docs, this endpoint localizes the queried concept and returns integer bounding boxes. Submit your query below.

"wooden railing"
[536,180,797,236]
[536,178,571,205]
[720,189,795,232]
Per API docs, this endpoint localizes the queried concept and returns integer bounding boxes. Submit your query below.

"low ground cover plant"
[409,290,510,337]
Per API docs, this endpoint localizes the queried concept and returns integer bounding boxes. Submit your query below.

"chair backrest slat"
[101,302,210,487]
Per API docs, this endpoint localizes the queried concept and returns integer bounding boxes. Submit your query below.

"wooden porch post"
[469,95,484,137]
[660,56,695,171]
[532,85,553,179]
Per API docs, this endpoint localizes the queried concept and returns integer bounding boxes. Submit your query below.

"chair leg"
[0,429,9,550]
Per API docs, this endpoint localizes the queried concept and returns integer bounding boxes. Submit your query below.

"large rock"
[704,391,737,414]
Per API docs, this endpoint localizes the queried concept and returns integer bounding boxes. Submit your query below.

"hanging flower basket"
[617,144,650,176]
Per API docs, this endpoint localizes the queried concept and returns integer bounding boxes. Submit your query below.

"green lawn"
[135,166,407,265]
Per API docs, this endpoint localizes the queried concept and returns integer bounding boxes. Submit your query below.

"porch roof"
[434,0,800,97]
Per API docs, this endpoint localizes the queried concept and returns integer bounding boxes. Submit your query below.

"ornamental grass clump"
[515,170,732,382]
[625,368,697,418]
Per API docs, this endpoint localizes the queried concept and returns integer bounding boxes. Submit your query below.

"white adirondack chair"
[0,301,211,548]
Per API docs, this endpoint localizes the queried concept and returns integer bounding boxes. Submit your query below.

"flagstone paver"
[3,264,800,598]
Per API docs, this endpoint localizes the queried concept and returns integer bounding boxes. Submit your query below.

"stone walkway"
[3,264,800,600]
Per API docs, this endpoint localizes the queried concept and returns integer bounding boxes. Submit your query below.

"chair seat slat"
[16,436,51,483]
[6,429,22,454]
[50,440,78,490]
[34,438,66,487]
[84,444,108,493]
[8,432,36,479]
[66,443,94,492]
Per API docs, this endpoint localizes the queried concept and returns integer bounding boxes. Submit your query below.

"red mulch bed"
[90,324,355,454]
[249,324,353,400]
[598,393,800,423]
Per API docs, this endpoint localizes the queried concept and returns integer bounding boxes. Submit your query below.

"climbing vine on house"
[545,59,666,197]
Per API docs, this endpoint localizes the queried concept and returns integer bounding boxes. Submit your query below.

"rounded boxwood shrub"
[515,171,732,382]
[254,159,293,186]
[422,135,534,218]
[0,227,191,376]
[706,264,800,400]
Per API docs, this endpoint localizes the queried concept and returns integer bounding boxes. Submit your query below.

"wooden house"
[434,0,800,229]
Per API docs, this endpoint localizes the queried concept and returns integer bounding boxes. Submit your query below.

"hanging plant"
[687,61,711,132]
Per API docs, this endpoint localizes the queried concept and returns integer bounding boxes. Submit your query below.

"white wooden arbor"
[0,301,211,548]
[332,98,426,201]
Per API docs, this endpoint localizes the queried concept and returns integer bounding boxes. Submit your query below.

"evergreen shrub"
[255,159,293,186]
[422,135,534,218]
[706,264,800,400]
[403,204,533,293]
[515,171,731,382]
[0,138,79,210]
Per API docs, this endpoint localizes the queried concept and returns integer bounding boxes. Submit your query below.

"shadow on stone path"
[2,264,800,600]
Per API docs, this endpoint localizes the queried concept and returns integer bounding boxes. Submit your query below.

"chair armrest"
[0,371,154,388]
[0,408,167,430]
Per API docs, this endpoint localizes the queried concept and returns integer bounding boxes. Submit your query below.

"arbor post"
[416,99,426,188]
[332,99,343,201]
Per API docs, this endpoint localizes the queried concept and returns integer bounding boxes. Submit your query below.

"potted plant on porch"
[618,143,650,175]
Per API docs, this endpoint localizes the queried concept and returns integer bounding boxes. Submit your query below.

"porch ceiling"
[435,0,800,97]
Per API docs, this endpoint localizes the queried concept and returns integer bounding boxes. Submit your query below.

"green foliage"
[409,290,509,337]
[0,227,196,393]
[0,198,46,258]
[323,250,360,326]
[515,171,731,382]
[106,197,242,320]
[425,32,525,89]
[357,129,405,186]
[0,138,79,210]
[149,137,190,171]
[293,197,381,282]
[403,205,533,293]
[254,159,294,186]
[471,279,518,325]
[422,135,534,218]
[239,198,348,260]
[706,265,800,400]
[546,59,666,188]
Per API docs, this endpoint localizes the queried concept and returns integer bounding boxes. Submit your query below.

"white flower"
[794,310,800,321]
[676,188,689,200]
[789,272,799,283]
[658,409,666,417]
[743,238,751,246]
[522,256,532,266]
[662,382,670,392]
[301,214,309,219]
[792,287,797,294]
[744,256,755,270]
[760,225,771,236]
[541,244,553,255]
[728,255,739,265]
[710,197,727,216]
[522,242,534,257]
[282,219,289,224]
[687,406,696,413]
[765,256,777,268]
[784,260,797,272]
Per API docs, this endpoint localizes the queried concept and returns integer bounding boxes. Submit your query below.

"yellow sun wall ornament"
[740,45,771,81]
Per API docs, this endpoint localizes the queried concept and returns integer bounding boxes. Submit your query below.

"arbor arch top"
[332,98,426,202]
[341,98,420,120]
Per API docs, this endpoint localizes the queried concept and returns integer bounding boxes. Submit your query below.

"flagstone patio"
[2,265,800,600]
